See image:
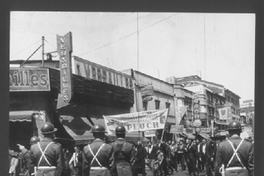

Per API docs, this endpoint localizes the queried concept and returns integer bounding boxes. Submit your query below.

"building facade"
[122,69,176,141]
[166,75,240,134]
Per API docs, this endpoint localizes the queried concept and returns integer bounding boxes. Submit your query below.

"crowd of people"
[9,120,254,176]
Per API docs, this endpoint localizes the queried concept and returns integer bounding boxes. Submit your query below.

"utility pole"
[42,36,45,67]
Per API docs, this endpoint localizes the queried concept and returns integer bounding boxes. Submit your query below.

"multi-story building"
[172,84,193,124]
[166,75,240,133]
[122,69,176,141]
[225,89,241,116]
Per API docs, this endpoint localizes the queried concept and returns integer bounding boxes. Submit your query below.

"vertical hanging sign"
[192,94,201,127]
[57,32,73,105]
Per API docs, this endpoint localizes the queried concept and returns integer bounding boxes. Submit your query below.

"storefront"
[9,66,134,150]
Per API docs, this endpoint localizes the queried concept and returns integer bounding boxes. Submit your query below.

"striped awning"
[60,116,97,141]
[9,111,34,122]
[60,116,150,143]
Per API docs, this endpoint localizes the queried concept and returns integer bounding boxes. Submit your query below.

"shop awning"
[60,115,99,142]
[198,133,210,139]
[9,111,34,122]
[60,116,150,143]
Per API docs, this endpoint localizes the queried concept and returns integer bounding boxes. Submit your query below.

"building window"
[76,64,81,76]
[143,101,148,111]
[155,100,160,110]
[165,102,170,112]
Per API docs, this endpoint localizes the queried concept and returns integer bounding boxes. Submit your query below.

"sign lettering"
[57,32,73,103]
[73,56,133,89]
[10,68,50,91]
[103,109,168,135]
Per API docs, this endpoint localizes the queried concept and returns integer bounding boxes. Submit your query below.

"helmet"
[91,125,107,133]
[115,125,126,134]
[30,136,40,145]
[41,122,57,135]
[227,121,242,131]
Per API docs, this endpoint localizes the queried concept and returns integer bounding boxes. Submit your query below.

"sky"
[10,12,255,105]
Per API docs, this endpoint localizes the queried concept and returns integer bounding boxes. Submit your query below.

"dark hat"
[115,125,126,134]
[227,121,242,131]
[29,136,40,145]
[41,122,57,135]
[91,125,107,133]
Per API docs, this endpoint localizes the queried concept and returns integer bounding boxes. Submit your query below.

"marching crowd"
[9,120,254,176]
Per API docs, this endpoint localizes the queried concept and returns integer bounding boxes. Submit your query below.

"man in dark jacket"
[29,122,64,176]
[215,121,254,176]
[111,125,135,176]
[133,141,147,176]
[205,137,216,176]
[82,125,113,176]
[146,141,158,172]
[184,137,197,176]
[177,139,186,171]
[157,140,169,176]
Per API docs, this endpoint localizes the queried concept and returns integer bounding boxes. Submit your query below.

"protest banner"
[103,109,168,135]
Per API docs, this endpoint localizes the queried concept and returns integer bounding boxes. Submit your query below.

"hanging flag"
[175,106,188,125]
[103,109,168,135]
[218,107,232,122]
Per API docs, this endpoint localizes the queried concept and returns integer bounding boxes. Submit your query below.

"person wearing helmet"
[29,122,63,176]
[82,124,113,176]
[30,136,40,145]
[111,125,135,176]
[215,121,254,176]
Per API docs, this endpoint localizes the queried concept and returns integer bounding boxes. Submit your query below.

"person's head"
[227,121,242,136]
[147,141,152,147]
[202,138,206,143]
[171,141,176,145]
[186,138,190,144]
[137,141,142,147]
[74,146,80,152]
[91,125,107,139]
[41,122,57,138]
[115,125,126,138]
[157,149,161,154]
[29,136,40,145]
[168,140,172,145]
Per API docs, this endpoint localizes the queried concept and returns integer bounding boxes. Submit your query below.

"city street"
[144,167,210,176]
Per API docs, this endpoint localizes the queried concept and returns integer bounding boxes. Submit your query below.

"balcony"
[207,100,215,107]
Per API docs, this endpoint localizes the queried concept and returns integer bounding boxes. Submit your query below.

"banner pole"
[134,82,141,141]
[161,129,165,141]
[160,109,169,142]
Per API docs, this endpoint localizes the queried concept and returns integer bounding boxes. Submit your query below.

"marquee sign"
[10,68,50,91]
[57,32,73,103]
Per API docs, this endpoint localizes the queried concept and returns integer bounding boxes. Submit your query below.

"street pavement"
[143,167,210,176]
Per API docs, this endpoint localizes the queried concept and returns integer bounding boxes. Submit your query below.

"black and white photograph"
[8,11,255,176]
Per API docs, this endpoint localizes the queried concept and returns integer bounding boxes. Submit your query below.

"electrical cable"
[11,40,41,58]
[79,13,178,56]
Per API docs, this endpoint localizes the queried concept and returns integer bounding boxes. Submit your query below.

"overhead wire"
[79,13,178,57]
[11,39,42,59]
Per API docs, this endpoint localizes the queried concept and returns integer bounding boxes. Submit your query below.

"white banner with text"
[103,109,168,135]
